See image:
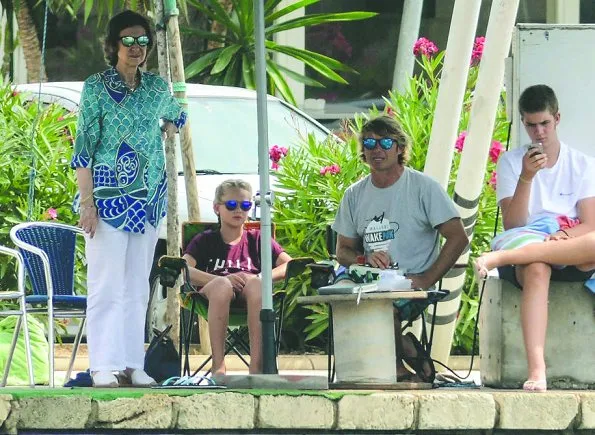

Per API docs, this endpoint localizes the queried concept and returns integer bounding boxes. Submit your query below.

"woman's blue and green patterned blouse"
[71,67,187,234]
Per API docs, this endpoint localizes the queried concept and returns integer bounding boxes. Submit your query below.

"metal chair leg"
[64,316,86,385]
[21,307,35,387]
[47,305,55,388]
[1,316,22,387]
[183,302,197,377]
[327,305,335,383]
[276,296,286,354]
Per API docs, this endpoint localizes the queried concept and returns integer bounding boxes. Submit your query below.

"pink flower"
[269,145,288,163]
[11,90,19,97]
[320,164,341,176]
[413,37,439,58]
[271,161,279,170]
[488,171,497,190]
[471,36,485,65]
[385,107,394,116]
[489,140,503,164]
[455,131,467,153]
[44,208,58,220]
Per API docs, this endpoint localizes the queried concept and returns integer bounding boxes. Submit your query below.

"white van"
[15,81,331,339]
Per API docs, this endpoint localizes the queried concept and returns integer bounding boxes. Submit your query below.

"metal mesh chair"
[0,246,35,387]
[10,222,87,387]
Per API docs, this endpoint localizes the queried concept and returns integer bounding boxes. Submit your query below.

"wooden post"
[153,0,180,351]
[162,0,211,355]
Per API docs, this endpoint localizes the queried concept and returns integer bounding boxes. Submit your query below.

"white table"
[298,291,429,387]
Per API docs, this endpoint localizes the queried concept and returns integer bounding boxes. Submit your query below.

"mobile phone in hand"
[527,142,543,158]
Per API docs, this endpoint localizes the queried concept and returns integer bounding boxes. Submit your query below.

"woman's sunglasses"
[362,137,397,150]
[119,35,150,47]
[223,200,253,212]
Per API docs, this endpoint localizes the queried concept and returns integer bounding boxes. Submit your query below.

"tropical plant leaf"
[181,27,227,44]
[266,0,321,23]
[241,53,255,89]
[185,49,224,80]
[270,44,355,73]
[265,60,295,105]
[267,43,348,84]
[223,55,241,86]
[211,44,242,75]
[268,12,377,35]
[276,64,324,88]
[188,0,240,35]
[184,0,374,102]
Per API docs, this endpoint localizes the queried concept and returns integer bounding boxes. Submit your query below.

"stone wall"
[0,390,594,433]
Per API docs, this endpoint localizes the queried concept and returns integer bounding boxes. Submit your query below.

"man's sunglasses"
[362,137,397,150]
[119,35,150,47]
[223,200,253,212]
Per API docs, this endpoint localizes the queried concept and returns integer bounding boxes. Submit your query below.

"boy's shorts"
[497,265,595,289]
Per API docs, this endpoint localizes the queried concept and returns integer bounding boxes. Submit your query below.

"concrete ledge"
[55,344,477,371]
[0,389,594,433]
[336,393,415,430]
[494,392,579,430]
[480,278,595,389]
[258,395,334,429]
[417,391,496,430]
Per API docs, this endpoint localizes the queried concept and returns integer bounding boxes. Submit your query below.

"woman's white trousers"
[85,219,158,371]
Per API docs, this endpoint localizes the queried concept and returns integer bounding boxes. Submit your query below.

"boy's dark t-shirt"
[184,229,284,276]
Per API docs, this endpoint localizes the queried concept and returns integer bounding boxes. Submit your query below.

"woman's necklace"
[123,73,139,90]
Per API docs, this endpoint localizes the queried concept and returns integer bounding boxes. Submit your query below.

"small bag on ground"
[144,325,180,383]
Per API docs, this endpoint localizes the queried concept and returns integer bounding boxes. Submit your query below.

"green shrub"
[0,79,81,294]
[272,37,506,354]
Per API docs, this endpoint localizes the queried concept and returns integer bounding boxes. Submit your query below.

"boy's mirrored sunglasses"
[224,200,253,211]
[362,137,397,150]
[119,35,150,47]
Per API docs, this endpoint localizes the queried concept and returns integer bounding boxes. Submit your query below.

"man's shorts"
[333,266,432,322]
[498,265,595,289]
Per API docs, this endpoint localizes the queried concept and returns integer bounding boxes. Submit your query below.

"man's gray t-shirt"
[332,167,459,274]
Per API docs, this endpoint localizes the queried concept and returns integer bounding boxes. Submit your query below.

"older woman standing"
[72,10,186,387]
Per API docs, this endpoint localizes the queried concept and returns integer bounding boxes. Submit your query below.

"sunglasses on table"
[362,137,397,150]
[223,200,253,212]
[119,35,150,47]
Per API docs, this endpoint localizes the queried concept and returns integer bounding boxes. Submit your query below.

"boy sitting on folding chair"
[182,179,292,375]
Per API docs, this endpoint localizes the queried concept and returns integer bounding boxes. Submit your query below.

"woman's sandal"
[402,332,436,383]
[523,379,547,392]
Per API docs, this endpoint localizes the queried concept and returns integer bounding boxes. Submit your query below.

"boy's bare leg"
[241,278,263,374]
[201,277,234,376]
[517,263,551,382]
[476,233,595,277]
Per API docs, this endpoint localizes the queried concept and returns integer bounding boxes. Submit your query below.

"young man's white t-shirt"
[496,142,595,222]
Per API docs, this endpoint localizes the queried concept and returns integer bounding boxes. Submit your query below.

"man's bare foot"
[396,367,422,383]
